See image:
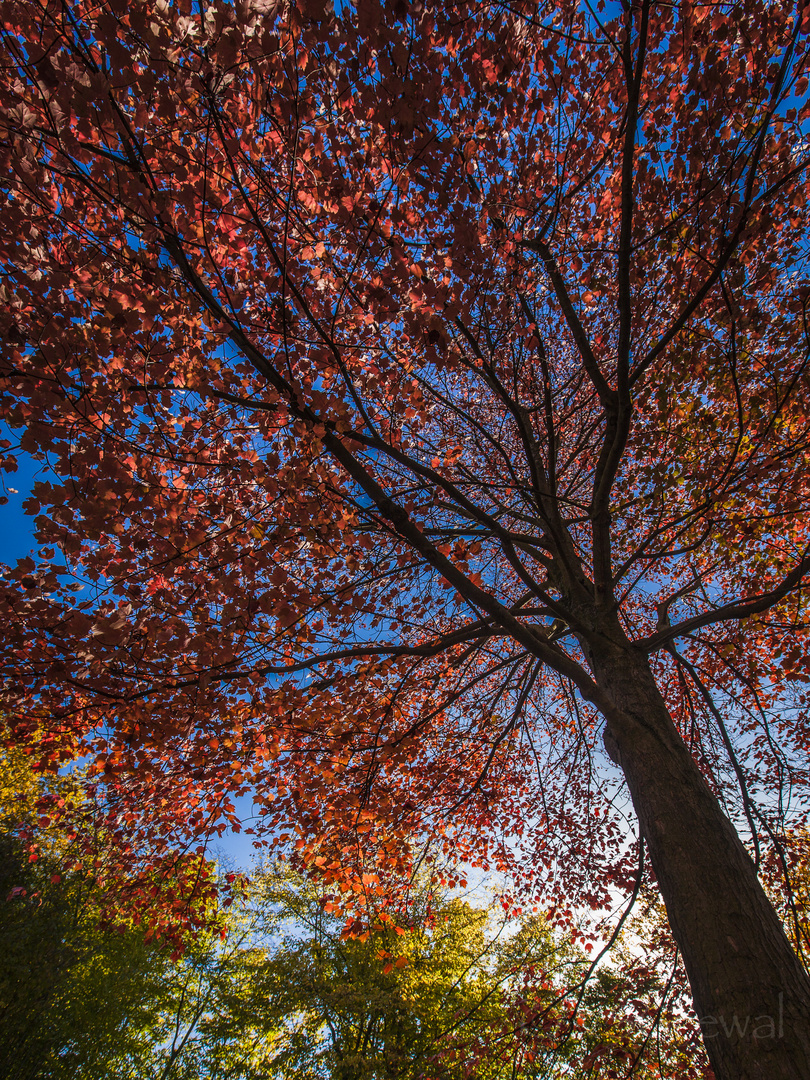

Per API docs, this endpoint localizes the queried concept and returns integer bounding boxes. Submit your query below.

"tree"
[0,837,178,1080]
[0,806,707,1080]
[0,0,809,1074]
[167,865,573,1080]
[92,882,276,1080]
[0,740,209,1080]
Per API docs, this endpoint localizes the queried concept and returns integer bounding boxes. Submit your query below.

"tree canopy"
[1,0,810,1075]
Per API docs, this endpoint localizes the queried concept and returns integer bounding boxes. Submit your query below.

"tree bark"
[589,634,810,1080]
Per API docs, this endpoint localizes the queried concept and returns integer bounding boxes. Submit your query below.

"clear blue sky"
[0,439,44,566]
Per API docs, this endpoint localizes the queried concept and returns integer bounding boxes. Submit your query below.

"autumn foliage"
[2,0,810,1074]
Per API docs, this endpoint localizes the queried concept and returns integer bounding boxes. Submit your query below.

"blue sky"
[0,441,43,566]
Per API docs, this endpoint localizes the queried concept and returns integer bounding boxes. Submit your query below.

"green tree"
[249,867,559,1079]
[0,833,178,1079]
[176,866,716,1080]
[0,737,219,1080]
[0,733,716,1080]
[0,817,715,1080]
[130,864,575,1080]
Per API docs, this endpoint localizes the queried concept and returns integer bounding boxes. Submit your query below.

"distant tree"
[0,844,172,1080]
[0,773,716,1080]
[5,742,580,1079]
[143,865,574,1080]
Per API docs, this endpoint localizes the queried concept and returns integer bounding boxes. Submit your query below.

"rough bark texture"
[590,631,810,1079]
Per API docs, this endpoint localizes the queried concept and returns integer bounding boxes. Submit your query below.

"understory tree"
[1,0,810,1075]
[164,866,571,1080]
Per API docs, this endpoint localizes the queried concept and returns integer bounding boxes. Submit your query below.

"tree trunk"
[589,636,810,1080]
